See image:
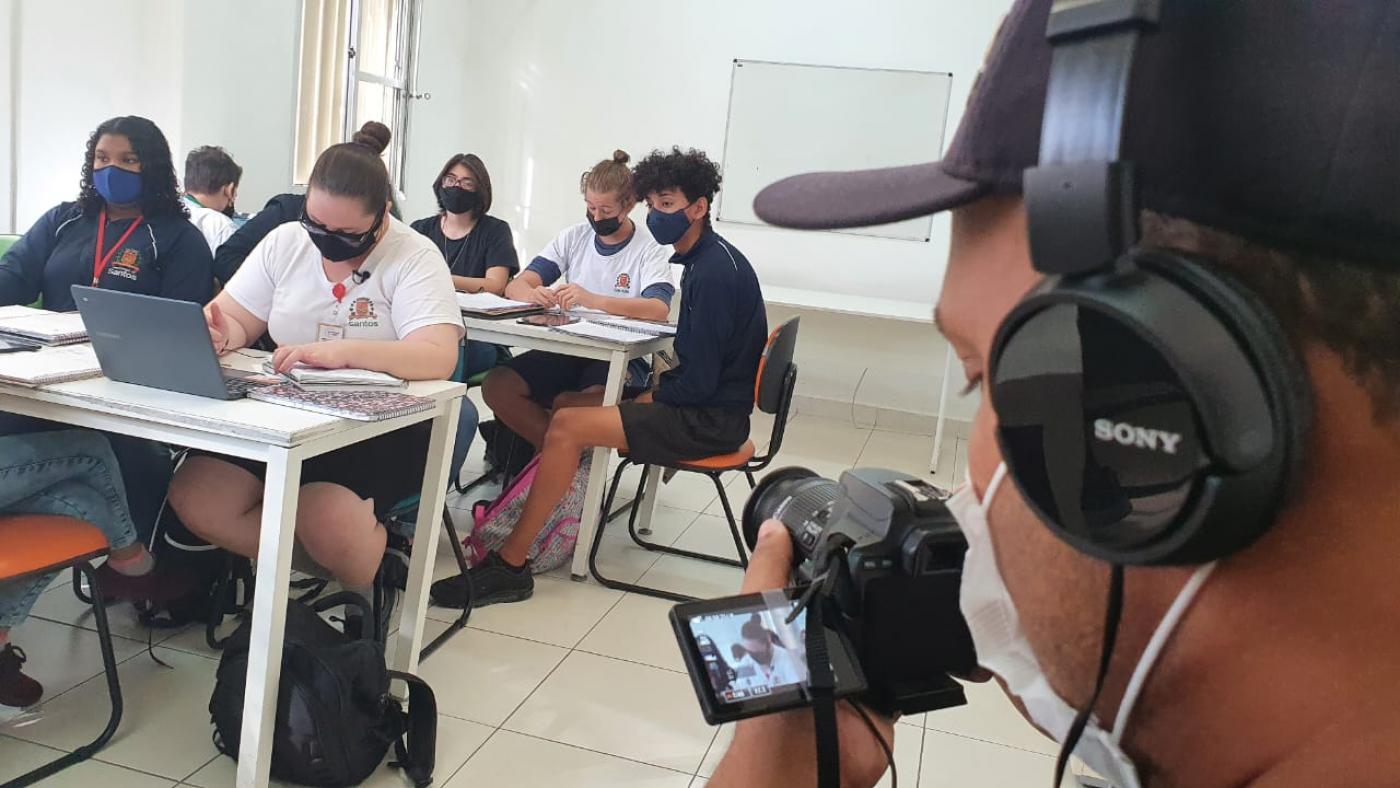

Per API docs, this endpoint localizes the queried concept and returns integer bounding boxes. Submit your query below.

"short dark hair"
[632,146,723,221]
[1142,211,1400,422]
[433,153,493,216]
[739,614,768,641]
[184,145,243,195]
[309,142,390,214]
[78,115,186,219]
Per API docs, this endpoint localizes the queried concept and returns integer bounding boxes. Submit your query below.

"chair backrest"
[755,317,799,415]
[0,234,19,260]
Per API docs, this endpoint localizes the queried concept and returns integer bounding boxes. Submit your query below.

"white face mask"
[950,463,1216,788]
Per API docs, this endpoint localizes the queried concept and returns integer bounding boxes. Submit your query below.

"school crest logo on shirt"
[614,272,631,294]
[347,297,380,328]
[108,248,141,281]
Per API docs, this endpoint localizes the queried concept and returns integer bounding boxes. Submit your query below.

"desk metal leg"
[930,342,955,474]
[571,348,627,581]
[237,447,303,788]
[395,399,460,673]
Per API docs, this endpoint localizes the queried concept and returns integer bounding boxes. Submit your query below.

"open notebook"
[248,384,435,421]
[0,344,103,387]
[0,309,88,345]
[456,291,543,317]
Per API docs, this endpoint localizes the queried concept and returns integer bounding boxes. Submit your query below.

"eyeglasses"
[442,174,476,189]
[300,208,382,245]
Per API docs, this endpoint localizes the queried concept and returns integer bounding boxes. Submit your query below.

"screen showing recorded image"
[689,600,810,704]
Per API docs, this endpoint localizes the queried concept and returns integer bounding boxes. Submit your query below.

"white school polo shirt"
[224,217,465,347]
[527,221,674,301]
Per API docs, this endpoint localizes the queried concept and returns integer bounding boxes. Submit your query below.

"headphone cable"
[1053,564,1125,787]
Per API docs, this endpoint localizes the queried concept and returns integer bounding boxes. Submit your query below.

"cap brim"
[752,161,989,230]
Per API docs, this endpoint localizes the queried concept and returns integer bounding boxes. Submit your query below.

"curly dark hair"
[632,147,723,222]
[78,116,187,218]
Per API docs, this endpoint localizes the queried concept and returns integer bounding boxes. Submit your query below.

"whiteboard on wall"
[716,60,953,242]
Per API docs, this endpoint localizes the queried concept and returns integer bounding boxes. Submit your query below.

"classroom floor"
[0,398,1093,787]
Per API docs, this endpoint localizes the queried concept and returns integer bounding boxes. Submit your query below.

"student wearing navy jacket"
[459,147,767,607]
[0,115,212,549]
[0,115,213,310]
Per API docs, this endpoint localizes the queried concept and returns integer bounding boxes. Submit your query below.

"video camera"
[670,466,977,723]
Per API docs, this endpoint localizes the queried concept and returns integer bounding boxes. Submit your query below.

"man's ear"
[690,196,710,222]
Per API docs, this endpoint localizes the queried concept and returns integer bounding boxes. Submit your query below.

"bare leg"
[498,406,628,565]
[482,367,553,449]
[550,386,607,411]
[293,483,386,588]
[169,456,264,558]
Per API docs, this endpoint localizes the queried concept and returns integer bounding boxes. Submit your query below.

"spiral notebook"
[0,309,89,345]
[248,384,435,421]
[0,344,103,387]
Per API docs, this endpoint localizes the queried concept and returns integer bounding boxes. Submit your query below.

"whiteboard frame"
[715,58,954,243]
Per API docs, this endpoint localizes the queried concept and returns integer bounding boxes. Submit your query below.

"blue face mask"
[646,204,694,245]
[93,166,144,206]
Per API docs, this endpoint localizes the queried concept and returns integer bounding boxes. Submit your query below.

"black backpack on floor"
[480,419,536,482]
[209,592,437,787]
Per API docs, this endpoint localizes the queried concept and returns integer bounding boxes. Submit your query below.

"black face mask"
[301,207,384,262]
[221,202,236,218]
[436,184,481,215]
[587,212,623,237]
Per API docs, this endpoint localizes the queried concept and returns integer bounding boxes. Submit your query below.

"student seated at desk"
[182,145,243,258]
[0,114,213,547]
[410,152,519,377]
[212,122,401,285]
[481,150,674,450]
[167,139,463,608]
[0,431,186,710]
[467,147,766,606]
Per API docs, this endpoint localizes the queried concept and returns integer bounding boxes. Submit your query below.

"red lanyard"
[93,209,144,286]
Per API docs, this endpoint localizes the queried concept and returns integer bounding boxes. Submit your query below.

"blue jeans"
[0,431,139,630]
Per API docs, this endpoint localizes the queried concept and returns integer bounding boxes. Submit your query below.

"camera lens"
[742,467,842,560]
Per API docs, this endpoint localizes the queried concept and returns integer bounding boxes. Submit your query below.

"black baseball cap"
[753,0,1400,267]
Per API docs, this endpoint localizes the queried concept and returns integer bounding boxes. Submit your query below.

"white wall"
[180,0,302,210]
[452,0,1006,426]
[10,0,186,231]
[399,0,476,223]
[0,0,15,233]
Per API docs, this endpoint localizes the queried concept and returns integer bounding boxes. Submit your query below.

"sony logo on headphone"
[1093,419,1184,455]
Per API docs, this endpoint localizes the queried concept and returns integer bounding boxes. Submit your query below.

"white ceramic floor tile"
[575,592,689,673]
[0,735,177,787]
[445,730,691,788]
[774,416,873,467]
[635,553,744,601]
[858,429,941,477]
[4,647,219,780]
[0,616,145,716]
[924,679,1058,757]
[432,574,621,648]
[696,724,731,778]
[414,619,568,726]
[689,778,707,788]
[184,714,493,788]
[670,513,749,563]
[504,651,715,773]
[919,730,1058,787]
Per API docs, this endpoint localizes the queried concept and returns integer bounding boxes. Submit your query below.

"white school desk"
[0,352,465,788]
[462,314,673,580]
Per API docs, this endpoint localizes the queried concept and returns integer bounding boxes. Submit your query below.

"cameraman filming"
[714,1,1400,786]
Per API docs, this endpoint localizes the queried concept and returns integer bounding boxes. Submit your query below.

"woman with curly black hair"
[0,115,214,311]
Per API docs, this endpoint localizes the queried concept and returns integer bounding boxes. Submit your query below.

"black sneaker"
[430,572,472,610]
[0,644,43,709]
[468,551,534,607]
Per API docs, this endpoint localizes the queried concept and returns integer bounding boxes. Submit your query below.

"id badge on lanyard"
[93,209,144,286]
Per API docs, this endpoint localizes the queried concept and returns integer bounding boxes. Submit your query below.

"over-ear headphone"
[986,2,1312,566]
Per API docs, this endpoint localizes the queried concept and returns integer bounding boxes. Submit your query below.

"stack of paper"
[262,362,407,390]
[0,309,88,345]
[551,321,654,346]
[456,292,540,315]
[595,317,678,337]
[0,344,103,386]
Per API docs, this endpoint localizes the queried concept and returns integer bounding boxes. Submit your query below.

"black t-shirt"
[409,213,519,280]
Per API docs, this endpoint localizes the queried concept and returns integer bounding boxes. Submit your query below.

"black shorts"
[189,423,431,520]
[618,402,751,466]
[507,350,647,407]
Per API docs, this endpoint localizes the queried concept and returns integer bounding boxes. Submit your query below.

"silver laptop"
[72,286,266,400]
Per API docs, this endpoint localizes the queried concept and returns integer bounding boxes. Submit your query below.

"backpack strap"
[386,670,438,788]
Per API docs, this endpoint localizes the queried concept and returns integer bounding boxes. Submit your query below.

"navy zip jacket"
[655,229,767,411]
[213,192,306,284]
[0,202,213,310]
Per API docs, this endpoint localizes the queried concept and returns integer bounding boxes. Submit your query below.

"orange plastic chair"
[0,515,124,787]
[590,318,801,601]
